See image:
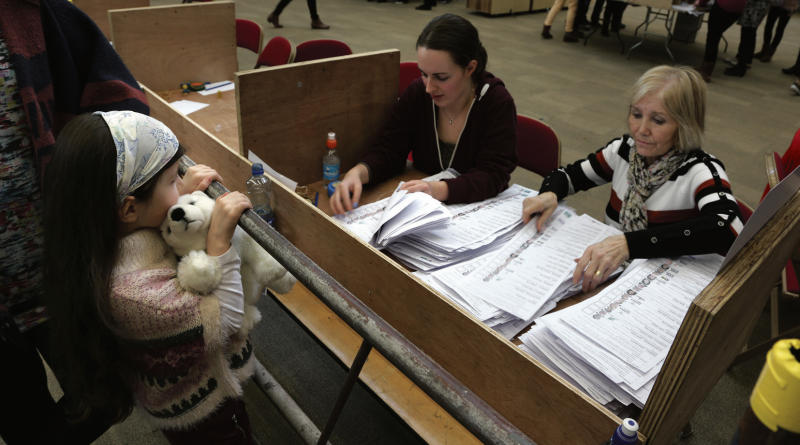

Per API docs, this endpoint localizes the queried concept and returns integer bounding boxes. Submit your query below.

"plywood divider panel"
[110,2,237,93]
[268,177,621,444]
[236,50,399,185]
[639,187,800,445]
[73,0,149,40]
[144,84,250,193]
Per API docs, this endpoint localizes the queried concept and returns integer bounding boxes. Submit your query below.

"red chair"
[398,61,420,97]
[741,135,800,358]
[255,36,294,68]
[515,115,561,177]
[236,19,263,55]
[293,39,352,63]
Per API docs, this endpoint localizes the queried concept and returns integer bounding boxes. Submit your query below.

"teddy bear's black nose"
[170,208,185,221]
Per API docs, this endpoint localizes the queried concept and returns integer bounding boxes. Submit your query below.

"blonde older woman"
[522,65,744,291]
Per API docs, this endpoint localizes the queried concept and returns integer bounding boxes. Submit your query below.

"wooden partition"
[110,2,237,92]
[73,0,149,40]
[236,50,400,185]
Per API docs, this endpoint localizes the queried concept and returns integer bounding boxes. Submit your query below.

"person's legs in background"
[783,47,800,75]
[590,0,605,26]
[698,2,740,81]
[542,0,566,39]
[575,0,592,29]
[725,26,757,76]
[725,0,770,76]
[756,6,780,60]
[758,6,790,62]
[267,0,292,28]
[306,0,330,29]
[563,0,582,42]
[601,0,626,36]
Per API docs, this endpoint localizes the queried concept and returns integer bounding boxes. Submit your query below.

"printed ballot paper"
[519,254,723,408]
[334,188,451,248]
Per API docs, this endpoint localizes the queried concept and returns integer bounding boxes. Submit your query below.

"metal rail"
[180,156,536,445]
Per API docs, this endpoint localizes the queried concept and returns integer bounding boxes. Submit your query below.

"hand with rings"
[573,234,630,292]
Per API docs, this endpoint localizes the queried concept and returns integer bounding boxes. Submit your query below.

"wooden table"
[160,89,240,153]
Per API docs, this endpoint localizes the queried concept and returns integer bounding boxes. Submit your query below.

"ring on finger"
[594,270,602,277]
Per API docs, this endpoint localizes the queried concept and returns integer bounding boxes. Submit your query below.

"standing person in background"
[754,0,798,63]
[267,0,330,29]
[330,13,517,214]
[542,0,583,42]
[696,0,747,81]
[0,0,149,443]
[724,0,771,77]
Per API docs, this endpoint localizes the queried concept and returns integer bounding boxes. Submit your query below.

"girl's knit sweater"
[110,229,254,430]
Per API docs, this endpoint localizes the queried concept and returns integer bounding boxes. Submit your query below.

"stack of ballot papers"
[334,189,451,248]
[387,184,537,270]
[518,254,723,408]
[415,206,624,339]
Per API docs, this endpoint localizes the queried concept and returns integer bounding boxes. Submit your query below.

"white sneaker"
[791,82,800,96]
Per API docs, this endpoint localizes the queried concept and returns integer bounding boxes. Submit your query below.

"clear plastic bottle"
[245,163,275,226]
[322,131,340,186]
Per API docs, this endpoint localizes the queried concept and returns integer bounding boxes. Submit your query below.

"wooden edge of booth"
[639,186,800,444]
[235,50,400,185]
[110,2,237,93]
[765,152,780,189]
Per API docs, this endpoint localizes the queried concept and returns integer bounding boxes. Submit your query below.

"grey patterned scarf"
[619,148,687,232]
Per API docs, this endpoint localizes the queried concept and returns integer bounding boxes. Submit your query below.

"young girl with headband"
[43,111,257,444]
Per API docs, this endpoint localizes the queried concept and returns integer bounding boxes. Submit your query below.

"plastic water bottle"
[245,163,275,226]
[322,131,340,186]
[606,418,638,445]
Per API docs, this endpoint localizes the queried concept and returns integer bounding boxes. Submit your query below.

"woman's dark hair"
[416,13,488,83]
[42,113,183,424]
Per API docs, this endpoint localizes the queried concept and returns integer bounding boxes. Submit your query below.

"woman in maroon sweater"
[330,13,517,214]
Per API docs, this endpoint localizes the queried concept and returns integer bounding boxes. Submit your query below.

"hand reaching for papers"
[522,192,558,232]
[572,234,630,292]
[331,165,368,215]
[399,180,449,202]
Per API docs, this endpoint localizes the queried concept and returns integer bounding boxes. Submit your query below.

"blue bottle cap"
[327,180,341,197]
[251,163,264,175]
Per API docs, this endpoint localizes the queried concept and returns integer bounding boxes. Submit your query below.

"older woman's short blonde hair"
[629,65,706,152]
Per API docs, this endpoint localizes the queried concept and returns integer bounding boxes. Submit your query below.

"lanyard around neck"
[432,96,476,171]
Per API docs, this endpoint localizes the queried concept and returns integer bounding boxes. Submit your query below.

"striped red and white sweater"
[540,135,744,258]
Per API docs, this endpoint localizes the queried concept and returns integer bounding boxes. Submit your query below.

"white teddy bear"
[161,191,296,333]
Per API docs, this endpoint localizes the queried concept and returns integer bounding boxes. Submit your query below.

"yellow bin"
[749,338,800,433]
